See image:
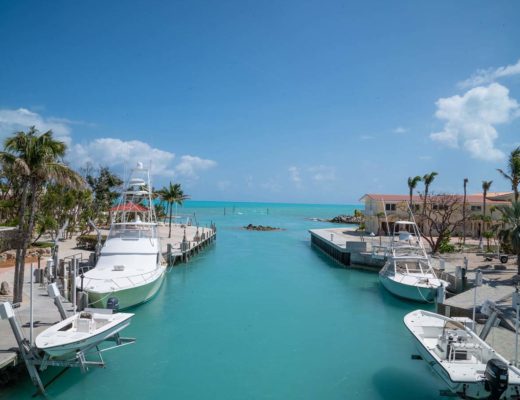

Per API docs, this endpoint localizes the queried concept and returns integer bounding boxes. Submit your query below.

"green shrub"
[76,235,107,250]
[32,241,54,248]
[438,234,455,253]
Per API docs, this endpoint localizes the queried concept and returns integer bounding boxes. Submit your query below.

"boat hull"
[379,273,436,302]
[85,269,166,310]
[404,310,520,399]
[36,313,133,358]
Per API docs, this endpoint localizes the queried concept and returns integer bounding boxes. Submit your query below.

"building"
[360,193,511,237]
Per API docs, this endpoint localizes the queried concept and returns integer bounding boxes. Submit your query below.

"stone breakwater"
[243,224,283,231]
[307,215,363,224]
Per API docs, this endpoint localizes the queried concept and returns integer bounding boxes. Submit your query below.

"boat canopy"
[110,202,148,212]
[394,221,418,225]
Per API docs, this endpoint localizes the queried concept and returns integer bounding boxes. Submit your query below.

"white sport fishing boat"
[404,309,520,399]
[80,162,166,309]
[378,220,448,302]
[35,310,134,357]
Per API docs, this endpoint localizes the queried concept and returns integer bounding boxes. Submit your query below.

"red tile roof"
[110,202,148,212]
[360,193,508,204]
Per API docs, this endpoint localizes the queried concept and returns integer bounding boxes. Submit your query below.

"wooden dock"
[161,224,216,265]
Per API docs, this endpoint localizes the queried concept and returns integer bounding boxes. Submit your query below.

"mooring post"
[167,243,172,266]
[53,246,59,282]
[48,283,68,320]
[30,262,34,346]
[73,258,79,313]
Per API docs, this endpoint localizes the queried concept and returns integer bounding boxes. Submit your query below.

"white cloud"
[174,155,217,179]
[458,59,520,88]
[0,107,72,145]
[308,165,336,182]
[288,166,301,184]
[70,138,176,176]
[430,83,519,161]
[393,126,407,134]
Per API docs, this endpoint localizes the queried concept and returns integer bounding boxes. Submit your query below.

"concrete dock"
[0,263,67,372]
[309,226,520,363]
[309,227,388,269]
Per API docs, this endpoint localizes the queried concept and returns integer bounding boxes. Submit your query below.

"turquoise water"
[2,201,444,399]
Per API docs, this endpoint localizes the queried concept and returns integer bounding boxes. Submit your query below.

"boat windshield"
[108,223,157,240]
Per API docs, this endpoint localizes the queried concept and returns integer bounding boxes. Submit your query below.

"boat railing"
[371,245,389,260]
[85,268,160,288]
[107,224,157,240]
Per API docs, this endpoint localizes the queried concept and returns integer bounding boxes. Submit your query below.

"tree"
[0,127,83,303]
[497,201,520,274]
[420,193,465,254]
[479,181,493,248]
[482,180,493,229]
[36,183,93,240]
[85,166,123,225]
[497,146,520,202]
[407,176,422,209]
[156,182,190,238]
[422,172,438,216]
[462,178,468,246]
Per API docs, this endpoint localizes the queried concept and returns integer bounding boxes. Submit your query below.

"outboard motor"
[485,358,508,399]
[106,297,120,312]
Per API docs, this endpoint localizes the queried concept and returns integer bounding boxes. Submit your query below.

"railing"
[108,225,157,240]
[371,245,389,260]
[83,268,162,289]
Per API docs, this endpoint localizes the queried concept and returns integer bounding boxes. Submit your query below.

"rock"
[243,224,282,231]
[327,215,364,224]
[0,281,10,295]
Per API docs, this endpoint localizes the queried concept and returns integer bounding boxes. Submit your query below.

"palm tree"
[407,176,422,210]
[482,180,493,222]
[422,171,438,215]
[497,146,520,202]
[0,127,83,303]
[462,178,468,245]
[157,182,190,238]
[498,202,520,274]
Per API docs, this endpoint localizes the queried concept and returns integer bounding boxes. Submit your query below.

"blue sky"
[0,1,519,204]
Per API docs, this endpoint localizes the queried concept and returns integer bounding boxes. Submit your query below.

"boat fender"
[107,297,119,312]
[484,358,508,400]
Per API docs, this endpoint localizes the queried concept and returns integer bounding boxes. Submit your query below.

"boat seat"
[76,318,92,333]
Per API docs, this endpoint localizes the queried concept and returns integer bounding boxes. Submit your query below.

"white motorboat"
[79,162,166,309]
[35,310,134,358]
[404,309,520,399]
[378,220,449,302]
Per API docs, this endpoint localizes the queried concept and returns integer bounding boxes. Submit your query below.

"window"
[385,203,396,211]
[471,205,482,212]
